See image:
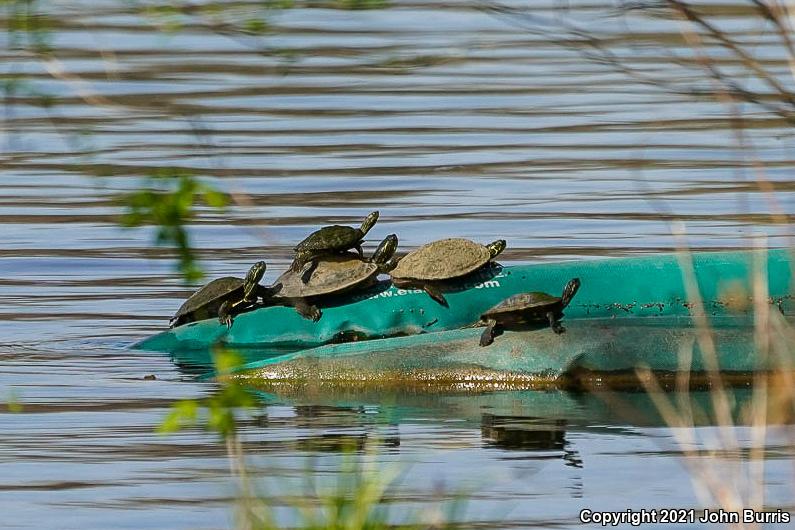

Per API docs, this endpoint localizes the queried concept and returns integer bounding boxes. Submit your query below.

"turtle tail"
[561,278,581,308]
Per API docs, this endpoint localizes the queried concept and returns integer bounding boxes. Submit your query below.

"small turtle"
[478,278,581,346]
[169,261,270,329]
[290,211,380,282]
[274,234,398,321]
[389,238,506,306]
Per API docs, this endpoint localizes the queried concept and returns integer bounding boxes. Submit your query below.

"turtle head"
[243,261,267,298]
[371,234,398,269]
[561,278,580,308]
[487,239,507,258]
[359,210,380,235]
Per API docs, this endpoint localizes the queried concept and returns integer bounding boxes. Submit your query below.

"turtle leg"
[291,298,321,322]
[260,282,283,301]
[392,278,447,306]
[547,311,565,334]
[422,282,448,307]
[300,259,319,284]
[289,252,308,273]
[218,300,234,329]
[479,319,499,347]
[381,257,398,273]
[219,298,256,329]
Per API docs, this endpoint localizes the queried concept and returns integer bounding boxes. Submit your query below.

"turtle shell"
[275,253,378,298]
[172,277,244,324]
[390,238,493,281]
[481,292,561,318]
[295,225,362,253]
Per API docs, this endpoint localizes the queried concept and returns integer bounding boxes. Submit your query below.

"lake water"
[2,1,795,528]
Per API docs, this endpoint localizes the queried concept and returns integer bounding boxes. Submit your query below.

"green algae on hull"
[235,364,554,393]
[232,328,564,392]
[233,316,795,391]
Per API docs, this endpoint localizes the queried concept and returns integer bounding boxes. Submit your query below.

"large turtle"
[274,234,398,321]
[478,278,581,346]
[389,238,506,306]
[289,211,380,282]
[169,261,270,329]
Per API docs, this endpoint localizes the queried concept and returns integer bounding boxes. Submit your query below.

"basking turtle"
[275,234,398,321]
[478,278,581,346]
[289,211,380,282]
[169,261,270,329]
[389,238,506,306]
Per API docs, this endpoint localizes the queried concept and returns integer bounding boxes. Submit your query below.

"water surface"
[2,1,795,528]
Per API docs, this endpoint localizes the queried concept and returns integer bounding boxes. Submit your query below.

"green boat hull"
[137,248,794,373]
[235,315,793,387]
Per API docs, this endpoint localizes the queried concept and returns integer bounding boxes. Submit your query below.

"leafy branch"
[157,349,461,529]
[120,168,229,282]
[158,349,256,437]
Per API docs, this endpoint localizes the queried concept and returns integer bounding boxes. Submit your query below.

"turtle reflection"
[481,414,582,468]
[291,405,400,452]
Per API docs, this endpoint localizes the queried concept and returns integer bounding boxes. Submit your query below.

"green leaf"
[243,17,268,35]
[338,0,388,9]
[117,169,227,282]
[5,389,22,413]
[214,349,245,374]
[157,399,200,434]
[182,262,204,282]
[266,0,294,8]
[207,405,234,437]
[202,188,229,208]
[143,4,183,33]
[201,2,223,18]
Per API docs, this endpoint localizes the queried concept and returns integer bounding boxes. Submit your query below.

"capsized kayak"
[134,249,794,359]
[233,315,794,391]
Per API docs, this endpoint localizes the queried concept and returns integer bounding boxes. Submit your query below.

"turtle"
[478,278,581,346]
[289,211,380,282]
[389,238,507,306]
[274,234,398,321]
[169,261,270,329]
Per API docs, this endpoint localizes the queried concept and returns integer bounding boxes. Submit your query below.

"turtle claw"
[424,284,448,307]
[309,306,322,322]
[548,311,565,334]
[292,299,321,321]
[479,319,501,346]
[218,299,240,329]
[218,313,234,329]
[300,301,321,322]
[479,328,494,347]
